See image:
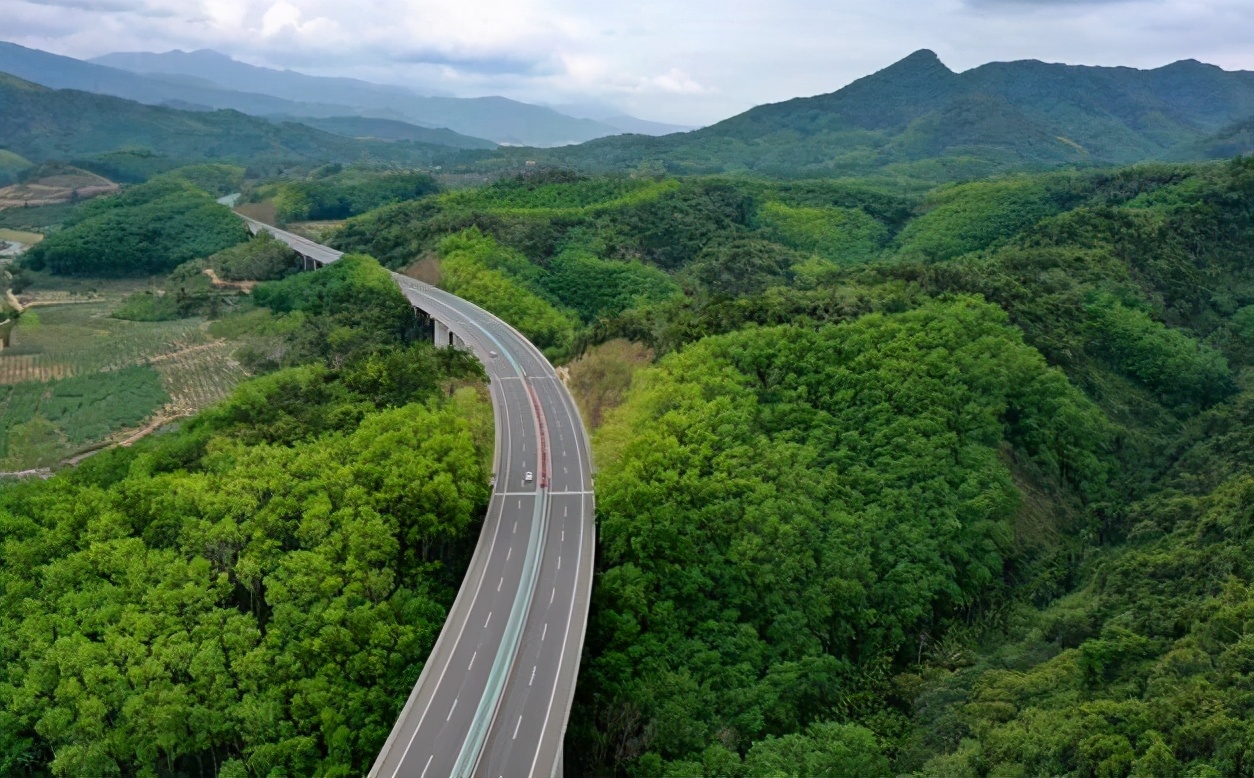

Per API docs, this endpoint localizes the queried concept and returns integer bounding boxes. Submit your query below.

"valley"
[0,30,1251,778]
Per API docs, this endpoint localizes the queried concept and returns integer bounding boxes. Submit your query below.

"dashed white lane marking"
[561,530,565,542]
[447,698,458,721]
[549,587,555,605]
[506,547,512,561]
[541,623,548,641]
[420,754,434,778]
[484,612,492,628]
[498,577,504,592]
[468,651,477,670]
[557,555,561,571]
[513,521,517,533]
[530,665,537,685]
[563,505,567,517]
[512,715,523,740]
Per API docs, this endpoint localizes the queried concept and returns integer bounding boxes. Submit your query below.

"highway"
[240,217,595,778]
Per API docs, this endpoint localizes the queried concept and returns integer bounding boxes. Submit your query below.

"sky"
[2,0,1252,126]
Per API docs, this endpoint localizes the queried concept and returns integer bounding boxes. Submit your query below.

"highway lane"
[374,279,546,778]
[477,369,595,777]
[236,217,596,777]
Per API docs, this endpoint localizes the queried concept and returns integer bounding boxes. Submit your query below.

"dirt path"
[203,268,256,292]
[144,339,226,364]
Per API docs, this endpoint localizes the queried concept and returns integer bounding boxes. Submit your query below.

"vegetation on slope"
[24,178,247,276]
[0,247,491,776]
[251,166,441,224]
[0,71,476,180]
[516,51,1254,180]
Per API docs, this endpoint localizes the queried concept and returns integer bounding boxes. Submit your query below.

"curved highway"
[240,217,595,778]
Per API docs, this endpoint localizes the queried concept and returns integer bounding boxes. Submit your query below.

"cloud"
[639,68,712,95]
[23,0,181,15]
[2,0,1251,125]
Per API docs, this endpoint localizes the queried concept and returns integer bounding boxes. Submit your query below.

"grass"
[0,228,43,246]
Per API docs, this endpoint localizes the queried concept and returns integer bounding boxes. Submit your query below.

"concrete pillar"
[434,320,451,348]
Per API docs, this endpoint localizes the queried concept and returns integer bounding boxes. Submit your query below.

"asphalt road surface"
[239,218,595,778]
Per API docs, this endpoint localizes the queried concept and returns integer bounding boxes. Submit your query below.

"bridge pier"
[433,319,464,348]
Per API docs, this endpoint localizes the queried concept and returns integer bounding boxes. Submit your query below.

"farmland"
[0,276,249,469]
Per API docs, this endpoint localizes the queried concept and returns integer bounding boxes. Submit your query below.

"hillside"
[535,50,1254,178]
[0,73,477,176]
[283,115,496,149]
[94,48,689,143]
[0,41,620,147]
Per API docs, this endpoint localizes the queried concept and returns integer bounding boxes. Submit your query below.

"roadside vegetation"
[0,259,492,775]
[331,157,1254,776]
[2,150,1253,777]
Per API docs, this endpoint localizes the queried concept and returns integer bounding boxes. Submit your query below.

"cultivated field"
[0,277,249,469]
[0,168,118,209]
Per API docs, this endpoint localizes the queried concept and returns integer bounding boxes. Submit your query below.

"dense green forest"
[330,157,1254,776]
[250,166,441,224]
[24,175,248,276]
[0,253,494,775]
[4,150,1254,777]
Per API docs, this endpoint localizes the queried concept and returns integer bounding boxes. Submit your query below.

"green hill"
[1173,115,1254,160]
[0,72,481,178]
[284,115,496,150]
[536,50,1254,179]
[0,148,32,185]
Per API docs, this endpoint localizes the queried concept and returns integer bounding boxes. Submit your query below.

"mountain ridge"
[535,49,1254,177]
[0,41,623,147]
[0,71,479,177]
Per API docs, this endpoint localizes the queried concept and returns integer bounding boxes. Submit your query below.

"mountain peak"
[883,48,952,76]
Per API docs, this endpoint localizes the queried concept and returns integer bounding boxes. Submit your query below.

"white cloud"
[1,0,1251,125]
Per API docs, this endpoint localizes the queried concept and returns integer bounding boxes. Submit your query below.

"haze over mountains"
[0,42,684,148]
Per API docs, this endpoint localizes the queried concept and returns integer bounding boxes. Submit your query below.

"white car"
[489,350,499,358]
[525,471,534,483]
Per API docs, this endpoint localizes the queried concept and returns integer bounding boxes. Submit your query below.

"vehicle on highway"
[489,350,499,358]
[525,471,533,483]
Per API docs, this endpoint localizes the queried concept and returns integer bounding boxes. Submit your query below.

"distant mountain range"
[0,72,478,178]
[275,116,498,150]
[3,44,1251,183]
[537,50,1254,177]
[0,42,686,148]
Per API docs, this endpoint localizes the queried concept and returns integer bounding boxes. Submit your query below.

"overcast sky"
[3,0,1252,125]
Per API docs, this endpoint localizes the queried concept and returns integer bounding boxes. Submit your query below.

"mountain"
[283,116,496,150]
[0,41,621,147]
[539,50,1254,177]
[92,48,442,104]
[1170,116,1254,161]
[87,47,624,147]
[548,101,696,135]
[0,41,359,119]
[0,72,477,177]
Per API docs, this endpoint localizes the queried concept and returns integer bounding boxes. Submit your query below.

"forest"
[0,253,493,775]
[331,158,1254,775]
[2,155,1253,777]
